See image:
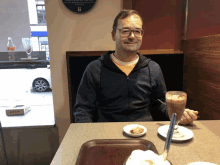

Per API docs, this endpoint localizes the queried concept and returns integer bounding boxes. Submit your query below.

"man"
[73,9,198,124]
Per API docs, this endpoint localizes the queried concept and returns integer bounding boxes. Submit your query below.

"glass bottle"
[7,37,16,51]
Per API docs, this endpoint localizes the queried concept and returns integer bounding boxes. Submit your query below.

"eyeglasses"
[114,27,144,38]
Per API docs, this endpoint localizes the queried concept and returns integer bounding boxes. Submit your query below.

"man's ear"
[111,30,116,41]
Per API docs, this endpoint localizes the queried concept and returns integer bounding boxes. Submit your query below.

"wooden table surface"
[50,120,220,165]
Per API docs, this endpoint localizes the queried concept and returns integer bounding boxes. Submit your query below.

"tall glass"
[22,38,33,59]
[166,91,187,137]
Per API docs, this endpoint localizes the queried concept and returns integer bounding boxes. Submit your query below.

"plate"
[188,162,217,165]
[123,124,147,137]
[158,125,193,141]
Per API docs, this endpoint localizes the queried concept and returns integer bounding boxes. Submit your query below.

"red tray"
[75,139,159,165]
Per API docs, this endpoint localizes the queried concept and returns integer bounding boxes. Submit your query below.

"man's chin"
[123,47,139,52]
[123,44,141,52]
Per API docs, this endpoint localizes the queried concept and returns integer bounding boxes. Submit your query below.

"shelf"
[138,49,183,55]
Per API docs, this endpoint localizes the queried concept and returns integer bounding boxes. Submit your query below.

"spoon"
[161,113,176,162]
[158,99,166,105]
[124,114,176,165]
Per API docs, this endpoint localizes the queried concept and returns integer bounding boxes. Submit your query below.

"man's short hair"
[113,9,143,34]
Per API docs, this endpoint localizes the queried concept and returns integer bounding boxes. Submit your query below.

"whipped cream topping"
[166,94,186,102]
[126,150,171,165]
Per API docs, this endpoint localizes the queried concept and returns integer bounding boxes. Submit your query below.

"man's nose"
[129,31,135,38]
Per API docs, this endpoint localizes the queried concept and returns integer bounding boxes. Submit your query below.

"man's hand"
[179,108,199,125]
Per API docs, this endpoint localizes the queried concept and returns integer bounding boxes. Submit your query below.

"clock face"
[62,0,97,14]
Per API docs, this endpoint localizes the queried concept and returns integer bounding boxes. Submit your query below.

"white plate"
[123,124,147,137]
[188,162,217,165]
[158,125,194,141]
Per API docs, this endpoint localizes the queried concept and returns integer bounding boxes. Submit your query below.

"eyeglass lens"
[120,29,143,37]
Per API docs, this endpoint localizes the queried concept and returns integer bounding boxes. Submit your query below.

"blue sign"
[31,31,48,37]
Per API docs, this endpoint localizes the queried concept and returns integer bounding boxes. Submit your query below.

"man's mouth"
[124,42,137,44]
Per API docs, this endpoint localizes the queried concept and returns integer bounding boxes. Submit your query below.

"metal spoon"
[157,99,166,105]
[161,113,176,161]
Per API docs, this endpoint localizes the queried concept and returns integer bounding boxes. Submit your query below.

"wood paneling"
[119,0,186,53]
[187,0,220,39]
[182,34,220,120]
[183,34,220,52]
[66,50,183,57]
[122,0,132,9]
[66,51,106,57]
[181,0,188,40]
[132,0,183,50]
[138,49,183,55]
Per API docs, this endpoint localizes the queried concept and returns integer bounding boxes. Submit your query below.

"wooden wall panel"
[122,0,185,51]
[132,0,183,50]
[184,35,220,52]
[122,0,132,9]
[183,34,220,120]
[187,0,220,39]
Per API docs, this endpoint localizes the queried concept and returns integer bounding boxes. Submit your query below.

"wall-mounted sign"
[62,0,97,14]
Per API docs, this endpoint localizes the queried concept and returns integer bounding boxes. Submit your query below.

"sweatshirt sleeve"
[149,63,170,121]
[73,61,100,123]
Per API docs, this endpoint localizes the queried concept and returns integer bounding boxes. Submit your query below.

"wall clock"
[62,0,97,14]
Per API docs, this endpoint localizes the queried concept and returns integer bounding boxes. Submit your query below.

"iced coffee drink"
[166,91,187,138]
[166,91,187,124]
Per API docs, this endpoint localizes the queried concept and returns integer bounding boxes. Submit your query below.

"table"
[50,121,220,165]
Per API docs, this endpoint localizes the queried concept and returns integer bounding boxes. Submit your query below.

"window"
[38,37,50,61]
[31,37,40,51]
[36,5,46,24]
[0,0,54,127]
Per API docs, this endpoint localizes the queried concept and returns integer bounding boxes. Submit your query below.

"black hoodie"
[73,51,169,122]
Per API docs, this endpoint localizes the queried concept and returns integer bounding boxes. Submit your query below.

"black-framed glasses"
[114,27,144,38]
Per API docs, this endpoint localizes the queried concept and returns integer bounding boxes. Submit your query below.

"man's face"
[112,14,143,53]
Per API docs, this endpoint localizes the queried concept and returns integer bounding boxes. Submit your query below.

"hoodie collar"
[99,51,151,70]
